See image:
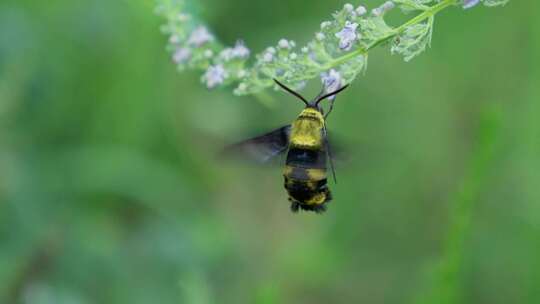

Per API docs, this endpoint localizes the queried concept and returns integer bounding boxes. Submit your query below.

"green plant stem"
[323,0,457,70]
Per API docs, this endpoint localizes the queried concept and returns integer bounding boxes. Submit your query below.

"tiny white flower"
[301,47,309,53]
[266,47,276,54]
[344,3,354,12]
[238,82,247,92]
[172,47,191,64]
[463,0,481,9]
[372,1,395,17]
[321,69,343,100]
[278,39,290,49]
[204,49,213,58]
[203,64,228,89]
[335,21,359,51]
[321,21,332,30]
[290,53,298,60]
[382,1,395,11]
[188,26,214,47]
[263,52,274,62]
[289,40,296,48]
[356,5,367,16]
[237,70,247,78]
[232,40,250,58]
[169,34,180,44]
[316,32,326,41]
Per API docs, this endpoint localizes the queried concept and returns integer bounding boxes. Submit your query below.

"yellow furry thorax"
[289,108,325,150]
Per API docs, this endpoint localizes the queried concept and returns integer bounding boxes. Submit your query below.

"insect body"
[225,79,348,213]
[284,107,331,212]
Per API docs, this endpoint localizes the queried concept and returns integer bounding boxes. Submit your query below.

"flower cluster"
[234,2,398,95]
[156,0,250,89]
[156,0,511,97]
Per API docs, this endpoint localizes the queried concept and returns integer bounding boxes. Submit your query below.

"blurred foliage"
[0,0,538,304]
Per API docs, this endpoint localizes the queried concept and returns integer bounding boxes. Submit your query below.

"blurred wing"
[324,130,348,164]
[223,125,291,164]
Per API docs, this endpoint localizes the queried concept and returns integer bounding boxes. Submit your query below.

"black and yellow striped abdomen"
[283,149,332,212]
[283,108,332,212]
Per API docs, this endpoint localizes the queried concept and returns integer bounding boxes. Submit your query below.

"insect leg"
[323,125,337,184]
[324,99,336,119]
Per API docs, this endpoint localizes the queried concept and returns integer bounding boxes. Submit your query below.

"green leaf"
[391,17,434,62]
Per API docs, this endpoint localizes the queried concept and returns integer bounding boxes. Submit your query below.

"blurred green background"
[0,0,538,303]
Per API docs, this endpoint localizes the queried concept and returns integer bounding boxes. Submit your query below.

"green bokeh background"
[0,1,538,303]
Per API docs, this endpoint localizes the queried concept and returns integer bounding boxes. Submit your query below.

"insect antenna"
[273,79,309,106]
[315,84,350,106]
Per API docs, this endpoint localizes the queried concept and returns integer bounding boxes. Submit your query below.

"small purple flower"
[335,21,359,51]
[172,47,191,64]
[219,48,235,61]
[188,26,214,47]
[321,69,343,101]
[463,0,481,9]
[232,41,250,59]
[220,41,250,61]
[203,64,227,89]
[278,39,291,49]
[262,52,274,62]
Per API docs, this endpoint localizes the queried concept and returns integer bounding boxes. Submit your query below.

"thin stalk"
[323,0,457,70]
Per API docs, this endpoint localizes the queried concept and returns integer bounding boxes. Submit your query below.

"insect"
[225,79,349,213]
